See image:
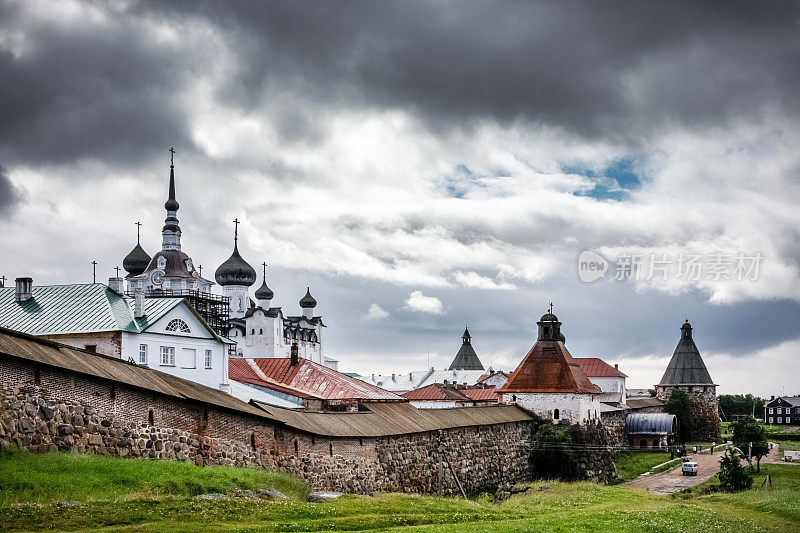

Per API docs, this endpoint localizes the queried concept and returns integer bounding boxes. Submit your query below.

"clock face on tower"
[150,270,165,286]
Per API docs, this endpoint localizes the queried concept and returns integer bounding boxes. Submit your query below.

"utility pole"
[749,441,752,463]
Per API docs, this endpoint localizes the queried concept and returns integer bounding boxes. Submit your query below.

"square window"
[139,344,148,364]
[204,349,212,369]
[160,346,175,366]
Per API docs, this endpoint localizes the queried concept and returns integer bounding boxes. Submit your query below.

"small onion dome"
[540,312,559,322]
[215,244,257,286]
[255,279,274,301]
[299,287,317,309]
[123,243,151,276]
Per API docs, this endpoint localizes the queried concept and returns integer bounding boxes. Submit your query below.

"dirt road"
[624,453,723,495]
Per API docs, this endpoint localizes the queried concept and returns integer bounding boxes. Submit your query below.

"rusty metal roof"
[575,357,627,378]
[402,383,472,401]
[250,400,533,437]
[230,357,404,401]
[462,388,499,402]
[500,340,601,394]
[0,326,268,418]
[625,397,666,410]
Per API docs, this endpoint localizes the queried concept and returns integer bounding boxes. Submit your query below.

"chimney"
[392,373,396,381]
[771,395,775,401]
[134,289,146,318]
[290,342,299,366]
[14,277,32,302]
[108,277,124,295]
[614,364,619,369]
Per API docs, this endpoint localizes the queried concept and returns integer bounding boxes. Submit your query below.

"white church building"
[119,151,336,370]
[499,310,602,424]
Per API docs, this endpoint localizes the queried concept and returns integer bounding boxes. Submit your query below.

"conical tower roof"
[500,313,599,394]
[448,327,484,370]
[658,320,715,385]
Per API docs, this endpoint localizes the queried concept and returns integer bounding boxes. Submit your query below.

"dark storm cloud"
[0,2,190,167]
[0,163,19,214]
[146,0,800,141]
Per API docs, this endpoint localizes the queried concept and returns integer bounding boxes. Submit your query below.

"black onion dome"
[215,244,257,286]
[299,287,317,308]
[123,243,151,276]
[255,279,274,301]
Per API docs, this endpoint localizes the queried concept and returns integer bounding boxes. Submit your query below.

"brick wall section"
[0,355,538,495]
[39,332,122,359]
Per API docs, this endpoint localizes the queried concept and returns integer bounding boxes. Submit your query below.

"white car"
[682,462,699,476]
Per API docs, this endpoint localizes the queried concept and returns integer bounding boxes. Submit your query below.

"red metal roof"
[575,357,628,378]
[402,383,471,401]
[462,388,499,402]
[229,357,404,401]
[499,340,601,394]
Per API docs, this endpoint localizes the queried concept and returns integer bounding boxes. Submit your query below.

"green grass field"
[1,450,799,532]
[612,451,671,482]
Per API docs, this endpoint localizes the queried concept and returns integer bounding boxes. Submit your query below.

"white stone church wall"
[502,392,601,424]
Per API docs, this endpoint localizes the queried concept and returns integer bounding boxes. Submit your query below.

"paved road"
[624,453,723,495]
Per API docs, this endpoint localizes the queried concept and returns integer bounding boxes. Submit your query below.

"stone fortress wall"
[0,355,543,495]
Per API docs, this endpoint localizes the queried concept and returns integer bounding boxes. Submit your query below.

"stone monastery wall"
[0,355,534,495]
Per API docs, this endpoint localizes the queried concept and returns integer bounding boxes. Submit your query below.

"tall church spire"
[162,147,182,250]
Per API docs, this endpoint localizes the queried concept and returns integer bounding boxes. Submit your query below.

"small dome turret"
[215,244,257,286]
[255,280,274,301]
[123,243,151,276]
[299,287,317,309]
[540,312,559,322]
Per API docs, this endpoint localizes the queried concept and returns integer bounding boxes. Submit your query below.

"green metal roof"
[0,284,182,336]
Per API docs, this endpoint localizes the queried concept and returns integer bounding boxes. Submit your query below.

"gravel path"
[623,453,723,495]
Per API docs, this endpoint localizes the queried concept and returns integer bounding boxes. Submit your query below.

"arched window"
[165,318,191,333]
[553,409,560,420]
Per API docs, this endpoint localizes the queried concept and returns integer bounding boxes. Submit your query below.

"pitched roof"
[357,368,489,392]
[0,327,535,438]
[0,326,266,418]
[251,400,532,437]
[229,357,404,401]
[499,339,601,394]
[0,283,231,344]
[575,357,627,378]
[448,336,484,371]
[462,388,499,402]
[658,321,715,386]
[402,383,472,401]
[626,397,666,410]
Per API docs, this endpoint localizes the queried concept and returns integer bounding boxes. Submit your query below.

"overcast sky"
[1,0,799,397]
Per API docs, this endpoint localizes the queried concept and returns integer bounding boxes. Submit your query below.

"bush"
[530,423,579,481]
[718,449,753,492]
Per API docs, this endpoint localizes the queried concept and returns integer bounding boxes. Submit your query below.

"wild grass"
[0,448,307,504]
[612,451,670,482]
[1,451,798,532]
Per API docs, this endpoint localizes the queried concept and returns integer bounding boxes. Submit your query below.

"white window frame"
[769,417,773,424]
[204,349,212,369]
[139,344,148,364]
[160,346,175,366]
[778,417,783,424]
[165,318,191,334]
[769,408,774,414]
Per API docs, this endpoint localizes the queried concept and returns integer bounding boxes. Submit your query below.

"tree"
[665,388,694,443]
[718,394,766,421]
[732,416,769,472]
[718,449,753,492]
[530,423,579,481]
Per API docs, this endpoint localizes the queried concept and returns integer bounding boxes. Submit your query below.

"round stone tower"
[655,320,721,441]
